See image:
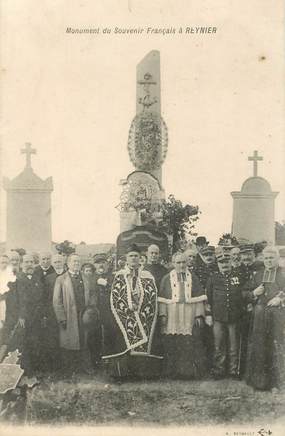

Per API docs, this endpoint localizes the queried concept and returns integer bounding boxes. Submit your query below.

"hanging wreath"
[128,112,168,171]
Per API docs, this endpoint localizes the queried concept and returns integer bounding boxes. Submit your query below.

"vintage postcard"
[0,1,284,434]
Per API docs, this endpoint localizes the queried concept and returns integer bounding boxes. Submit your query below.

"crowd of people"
[0,236,284,393]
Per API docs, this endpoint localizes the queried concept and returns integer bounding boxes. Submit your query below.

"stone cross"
[248,150,263,177]
[21,143,36,168]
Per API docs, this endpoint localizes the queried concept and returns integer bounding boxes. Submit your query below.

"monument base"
[116,224,169,261]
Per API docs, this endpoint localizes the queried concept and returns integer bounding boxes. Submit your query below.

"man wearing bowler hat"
[102,244,162,380]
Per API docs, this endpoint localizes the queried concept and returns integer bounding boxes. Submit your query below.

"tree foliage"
[55,240,76,256]
[13,248,26,257]
[157,194,200,249]
[218,233,239,246]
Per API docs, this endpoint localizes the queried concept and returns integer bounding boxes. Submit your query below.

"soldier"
[239,244,263,282]
[195,236,209,254]
[206,250,244,379]
[194,245,218,289]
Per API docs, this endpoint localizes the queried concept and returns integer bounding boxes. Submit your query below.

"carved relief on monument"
[118,171,164,225]
[128,71,168,172]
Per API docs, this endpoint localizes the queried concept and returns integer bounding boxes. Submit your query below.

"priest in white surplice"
[158,252,208,379]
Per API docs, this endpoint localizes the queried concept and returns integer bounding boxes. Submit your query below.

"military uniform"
[194,253,218,289]
[206,260,244,377]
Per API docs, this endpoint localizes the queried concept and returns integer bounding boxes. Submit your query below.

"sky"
[1,0,284,245]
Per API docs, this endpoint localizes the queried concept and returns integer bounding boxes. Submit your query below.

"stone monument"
[117,50,169,256]
[231,150,278,243]
[3,143,53,252]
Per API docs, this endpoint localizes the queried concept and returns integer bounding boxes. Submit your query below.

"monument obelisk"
[135,50,162,183]
[116,51,169,258]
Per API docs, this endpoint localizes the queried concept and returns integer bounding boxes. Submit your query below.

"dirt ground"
[25,372,285,427]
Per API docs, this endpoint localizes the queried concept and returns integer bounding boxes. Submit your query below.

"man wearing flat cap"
[206,249,244,379]
[102,243,162,379]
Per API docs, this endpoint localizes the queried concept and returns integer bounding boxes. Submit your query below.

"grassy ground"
[26,372,285,427]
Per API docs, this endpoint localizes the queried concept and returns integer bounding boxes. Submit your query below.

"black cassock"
[243,267,285,390]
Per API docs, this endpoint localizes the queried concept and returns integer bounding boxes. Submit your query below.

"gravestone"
[3,143,53,252]
[231,151,279,243]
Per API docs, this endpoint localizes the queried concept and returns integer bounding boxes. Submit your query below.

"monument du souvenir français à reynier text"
[116,51,169,259]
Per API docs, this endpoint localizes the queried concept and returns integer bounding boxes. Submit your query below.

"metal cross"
[248,150,263,177]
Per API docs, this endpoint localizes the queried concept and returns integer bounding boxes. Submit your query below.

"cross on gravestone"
[21,143,36,168]
[248,150,263,177]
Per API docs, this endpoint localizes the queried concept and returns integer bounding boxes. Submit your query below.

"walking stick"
[237,328,242,377]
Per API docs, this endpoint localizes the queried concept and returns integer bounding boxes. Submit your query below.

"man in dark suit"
[17,254,47,376]
[42,254,65,372]
[144,244,168,290]
[34,252,55,280]
[90,254,114,366]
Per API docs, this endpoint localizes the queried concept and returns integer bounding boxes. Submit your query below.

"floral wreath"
[128,112,168,171]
